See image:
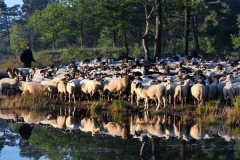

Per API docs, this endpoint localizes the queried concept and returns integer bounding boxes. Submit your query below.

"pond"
[0,107,240,160]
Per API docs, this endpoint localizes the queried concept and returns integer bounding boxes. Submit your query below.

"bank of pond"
[0,107,240,159]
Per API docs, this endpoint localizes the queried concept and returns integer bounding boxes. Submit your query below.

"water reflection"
[0,108,240,159]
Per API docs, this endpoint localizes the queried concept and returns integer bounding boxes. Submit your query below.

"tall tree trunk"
[123,26,129,62]
[143,4,154,63]
[192,15,200,57]
[154,0,162,61]
[184,6,190,56]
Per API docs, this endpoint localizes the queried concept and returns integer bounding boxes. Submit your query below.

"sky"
[5,0,23,7]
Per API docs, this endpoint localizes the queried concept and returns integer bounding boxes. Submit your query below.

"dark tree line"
[1,0,240,61]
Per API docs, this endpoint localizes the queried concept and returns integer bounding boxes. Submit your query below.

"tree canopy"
[0,0,240,58]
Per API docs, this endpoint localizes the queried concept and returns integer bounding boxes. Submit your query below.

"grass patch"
[0,90,50,110]
[110,100,129,112]
[226,96,240,126]
[90,100,108,112]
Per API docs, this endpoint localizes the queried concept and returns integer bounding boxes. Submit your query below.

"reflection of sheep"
[130,116,167,139]
[135,83,166,110]
[190,123,203,140]
[101,122,128,139]
[191,83,205,106]
[79,117,101,136]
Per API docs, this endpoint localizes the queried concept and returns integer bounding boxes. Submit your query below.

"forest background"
[1,0,240,69]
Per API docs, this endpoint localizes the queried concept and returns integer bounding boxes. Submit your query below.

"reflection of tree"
[140,136,148,159]
[180,140,186,160]
[152,137,160,160]
[0,119,7,154]
[29,125,140,160]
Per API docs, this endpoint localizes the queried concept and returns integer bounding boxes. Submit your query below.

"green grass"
[110,100,129,112]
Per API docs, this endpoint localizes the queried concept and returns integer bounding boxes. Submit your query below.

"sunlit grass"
[226,96,240,126]
[0,89,50,110]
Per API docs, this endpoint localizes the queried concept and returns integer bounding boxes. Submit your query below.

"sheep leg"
[73,93,76,103]
[144,98,148,110]
[156,97,161,110]
[162,96,166,108]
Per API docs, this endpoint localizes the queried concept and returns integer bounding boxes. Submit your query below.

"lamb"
[0,77,19,95]
[135,83,166,110]
[174,79,191,108]
[80,78,102,102]
[191,83,205,107]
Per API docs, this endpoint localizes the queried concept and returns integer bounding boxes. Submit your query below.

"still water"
[0,107,240,160]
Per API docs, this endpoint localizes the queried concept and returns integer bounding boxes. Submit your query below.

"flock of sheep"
[0,54,240,109]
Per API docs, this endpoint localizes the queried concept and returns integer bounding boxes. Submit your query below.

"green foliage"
[9,24,27,54]
[111,100,129,112]
[129,43,143,58]
[90,100,106,113]
[0,57,22,72]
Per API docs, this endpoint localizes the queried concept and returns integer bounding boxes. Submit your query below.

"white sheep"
[164,78,177,104]
[102,75,130,100]
[0,77,19,95]
[174,79,191,108]
[66,79,81,103]
[80,78,102,102]
[223,81,235,107]
[209,79,218,100]
[135,83,166,110]
[17,81,49,97]
[41,80,59,99]
[191,83,205,107]
[57,79,67,102]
